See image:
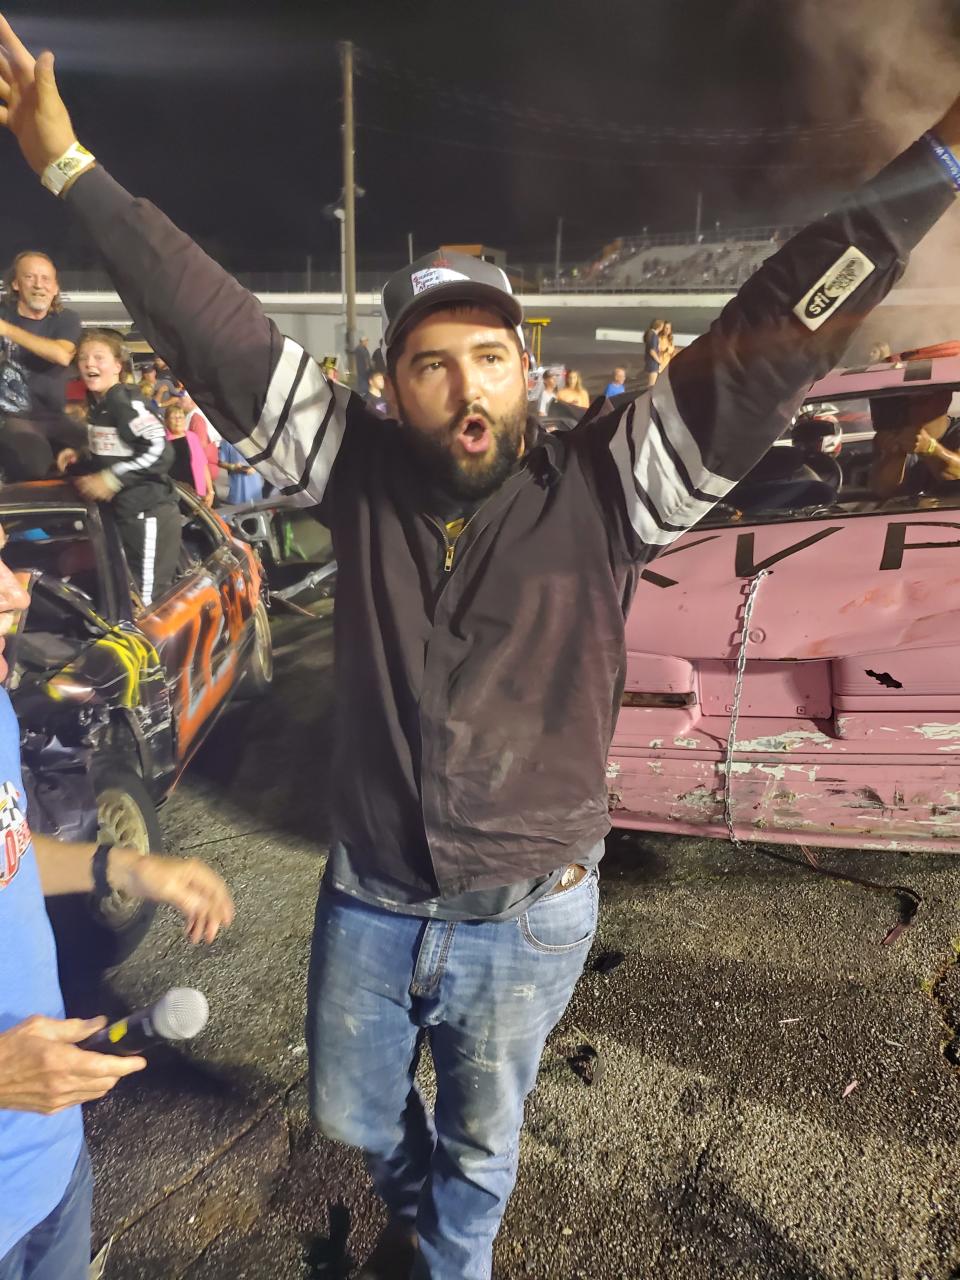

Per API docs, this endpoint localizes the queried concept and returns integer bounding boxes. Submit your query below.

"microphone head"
[152,988,209,1041]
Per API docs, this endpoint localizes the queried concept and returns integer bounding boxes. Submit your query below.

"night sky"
[2,0,959,275]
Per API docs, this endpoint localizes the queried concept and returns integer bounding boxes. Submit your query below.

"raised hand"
[0,13,77,173]
[111,850,236,945]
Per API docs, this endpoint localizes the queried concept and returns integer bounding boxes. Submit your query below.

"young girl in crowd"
[64,329,181,605]
[659,321,677,366]
[557,369,590,409]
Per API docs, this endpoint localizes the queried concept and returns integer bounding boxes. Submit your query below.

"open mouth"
[456,415,492,455]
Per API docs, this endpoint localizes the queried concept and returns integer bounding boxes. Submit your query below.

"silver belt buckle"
[559,863,578,890]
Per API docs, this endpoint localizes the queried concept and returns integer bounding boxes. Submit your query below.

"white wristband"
[41,142,96,197]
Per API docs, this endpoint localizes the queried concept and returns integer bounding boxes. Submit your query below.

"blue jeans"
[0,1146,93,1280]
[306,870,599,1280]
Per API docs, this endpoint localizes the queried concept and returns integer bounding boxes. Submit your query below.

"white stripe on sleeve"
[233,337,347,505]
[608,404,680,548]
[140,513,157,606]
[608,365,737,548]
[112,404,166,479]
[651,363,736,501]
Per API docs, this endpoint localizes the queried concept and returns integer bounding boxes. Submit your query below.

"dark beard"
[398,394,529,504]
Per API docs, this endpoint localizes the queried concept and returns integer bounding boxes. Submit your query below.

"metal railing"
[56,268,389,295]
[54,224,797,298]
[611,223,797,250]
[539,281,745,294]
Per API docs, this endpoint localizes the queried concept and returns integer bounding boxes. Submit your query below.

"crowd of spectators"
[627,240,776,289]
[0,250,275,515]
[532,317,679,424]
[560,233,781,292]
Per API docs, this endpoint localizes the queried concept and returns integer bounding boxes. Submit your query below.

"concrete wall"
[65,286,960,372]
[68,291,385,363]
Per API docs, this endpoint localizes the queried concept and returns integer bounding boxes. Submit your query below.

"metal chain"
[722,569,770,846]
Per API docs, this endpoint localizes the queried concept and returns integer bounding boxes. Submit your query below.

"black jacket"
[78,384,176,519]
[65,141,955,895]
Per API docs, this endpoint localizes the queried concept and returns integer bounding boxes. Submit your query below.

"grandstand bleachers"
[607,239,775,289]
[560,229,789,292]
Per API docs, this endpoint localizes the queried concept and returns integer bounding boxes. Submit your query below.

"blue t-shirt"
[219,440,264,505]
[604,382,626,398]
[0,689,82,1259]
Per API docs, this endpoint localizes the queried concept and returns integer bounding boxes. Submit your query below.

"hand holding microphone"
[79,988,209,1057]
[0,1015,147,1114]
[0,990,209,1114]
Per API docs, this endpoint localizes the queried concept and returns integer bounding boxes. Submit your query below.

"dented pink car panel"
[608,504,960,851]
[809,355,960,400]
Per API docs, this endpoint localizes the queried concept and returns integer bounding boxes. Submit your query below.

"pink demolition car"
[608,348,960,852]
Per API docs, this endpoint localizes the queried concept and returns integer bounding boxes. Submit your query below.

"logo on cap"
[410,267,471,297]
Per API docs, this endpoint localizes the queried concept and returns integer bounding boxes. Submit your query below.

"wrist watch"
[41,142,96,197]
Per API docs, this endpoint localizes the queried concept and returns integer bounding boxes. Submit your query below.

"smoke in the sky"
[7,16,324,77]
[775,0,960,354]
[783,0,959,152]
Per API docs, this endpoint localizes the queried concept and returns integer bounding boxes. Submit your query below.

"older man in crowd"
[0,250,82,474]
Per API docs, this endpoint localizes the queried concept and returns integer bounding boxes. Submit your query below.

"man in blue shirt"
[0,527,235,1280]
[603,365,627,398]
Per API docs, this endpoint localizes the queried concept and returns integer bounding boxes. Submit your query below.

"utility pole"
[694,190,703,242]
[340,41,357,360]
[554,215,563,285]
[407,231,414,264]
[334,210,346,304]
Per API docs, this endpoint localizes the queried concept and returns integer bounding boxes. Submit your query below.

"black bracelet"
[91,842,115,902]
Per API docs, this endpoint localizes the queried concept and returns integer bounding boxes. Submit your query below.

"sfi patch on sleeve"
[792,246,876,331]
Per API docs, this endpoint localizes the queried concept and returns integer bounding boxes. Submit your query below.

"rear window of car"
[0,509,106,613]
[699,394,960,527]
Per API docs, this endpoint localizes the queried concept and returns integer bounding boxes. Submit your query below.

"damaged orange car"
[1,479,271,968]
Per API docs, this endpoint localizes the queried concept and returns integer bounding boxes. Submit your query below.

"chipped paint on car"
[914,722,960,740]
[608,752,960,851]
[733,729,834,753]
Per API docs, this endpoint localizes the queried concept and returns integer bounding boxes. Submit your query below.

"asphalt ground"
[74,598,960,1280]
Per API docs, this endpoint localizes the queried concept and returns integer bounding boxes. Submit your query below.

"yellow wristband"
[41,142,96,197]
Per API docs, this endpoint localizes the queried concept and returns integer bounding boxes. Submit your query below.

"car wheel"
[242,599,274,697]
[48,764,163,977]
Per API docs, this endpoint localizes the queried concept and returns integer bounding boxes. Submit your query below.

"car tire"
[242,599,274,698]
[47,763,162,977]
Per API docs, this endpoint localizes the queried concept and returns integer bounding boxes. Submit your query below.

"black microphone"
[79,988,209,1056]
